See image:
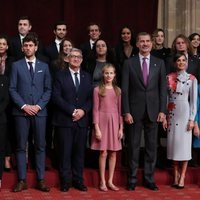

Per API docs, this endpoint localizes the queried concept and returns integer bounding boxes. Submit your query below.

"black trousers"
[0,124,7,179]
[57,124,88,184]
[127,113,158,185]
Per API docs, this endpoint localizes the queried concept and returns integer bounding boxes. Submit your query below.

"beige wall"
[157,0,200,47]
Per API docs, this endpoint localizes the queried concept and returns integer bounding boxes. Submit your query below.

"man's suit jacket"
[45,42,59,62]
[9,58,52,116]
[9,35,49,63]
[52,68,92,127]
[80,41,92,70]
[0,75,9,124]
[122,54,167,122]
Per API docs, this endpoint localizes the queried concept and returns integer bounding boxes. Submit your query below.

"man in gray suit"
[9,33,52,192]
[122,32,167,191]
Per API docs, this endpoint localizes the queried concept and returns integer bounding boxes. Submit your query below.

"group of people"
[0,15,200,193]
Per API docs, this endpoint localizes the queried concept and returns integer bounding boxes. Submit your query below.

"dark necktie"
[74,72,79,92]
[28,61,34,79]
[142,57,148,86]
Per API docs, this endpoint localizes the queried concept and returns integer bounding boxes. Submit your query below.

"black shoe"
[171,184,178,188]
[35,180,50,192]
[144,182,159,191]
[127,183,136,191]
[73,181,88,191]
[176,185,184,189]
[13,180,28,192]
[60,183,70,192]
[4,167,11,172]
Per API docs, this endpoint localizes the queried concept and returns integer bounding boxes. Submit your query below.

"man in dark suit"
[121,32,167,191]
[80,23,101,68]
[52,48,92,192]
[9,16,48,63]
[45,21,67,63]
[9,33,52,192]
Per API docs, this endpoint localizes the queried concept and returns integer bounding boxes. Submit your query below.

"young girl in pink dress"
[91,64,123,191]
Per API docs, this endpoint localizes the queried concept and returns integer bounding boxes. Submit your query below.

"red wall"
[0,0,158,46]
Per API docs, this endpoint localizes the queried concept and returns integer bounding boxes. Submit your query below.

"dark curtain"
[0,0,158,46]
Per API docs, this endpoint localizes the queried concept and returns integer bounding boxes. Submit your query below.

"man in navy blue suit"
[52,48,92,192]
[9,33,52,192]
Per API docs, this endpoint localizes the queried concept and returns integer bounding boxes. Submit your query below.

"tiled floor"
[1,185,200,200]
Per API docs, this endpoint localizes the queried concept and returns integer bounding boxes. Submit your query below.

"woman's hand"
[95,130,102,141]
[118,129,123,140]
[187,120,194,131]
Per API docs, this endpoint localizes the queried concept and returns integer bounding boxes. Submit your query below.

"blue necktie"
[74,72,79,92]
[28,62,34,79]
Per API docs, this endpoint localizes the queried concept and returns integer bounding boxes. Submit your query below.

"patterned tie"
[74,72,79,92]
[28,61,34,79]
[142,57,148,86]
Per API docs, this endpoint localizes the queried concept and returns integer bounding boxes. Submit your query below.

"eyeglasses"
[70,55,83,59]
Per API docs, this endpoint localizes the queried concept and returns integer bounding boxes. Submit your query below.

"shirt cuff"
[21,104,26,109]
[36,105,41,110]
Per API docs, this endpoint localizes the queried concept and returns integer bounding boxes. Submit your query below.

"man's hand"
[157,112,166,122]
[124,113,134,124]
[72,109,85,121]
[23,105,40,116]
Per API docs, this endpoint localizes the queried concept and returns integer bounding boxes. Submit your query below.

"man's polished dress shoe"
[13,180,28,192]
[144,182,159,191]
[127,183,136,191]
[60,183,71,192]
[73,181,88,191]
[35,180,50,192]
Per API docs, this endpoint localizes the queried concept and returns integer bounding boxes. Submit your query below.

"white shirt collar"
[25,57,36,64]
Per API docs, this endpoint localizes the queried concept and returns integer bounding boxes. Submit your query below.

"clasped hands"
[23,105,40,116]
[72,109,85,121]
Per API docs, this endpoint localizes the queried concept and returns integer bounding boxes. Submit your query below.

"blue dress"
[193,84,200,148]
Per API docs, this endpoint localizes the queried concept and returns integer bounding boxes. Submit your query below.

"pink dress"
[91,87,122,151]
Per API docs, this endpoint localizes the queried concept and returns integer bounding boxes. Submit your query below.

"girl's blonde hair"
[98,63,121,97]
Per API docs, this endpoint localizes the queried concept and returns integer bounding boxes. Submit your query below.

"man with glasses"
[52,48,92,192]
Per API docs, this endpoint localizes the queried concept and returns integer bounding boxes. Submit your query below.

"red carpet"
[1,167,200,199]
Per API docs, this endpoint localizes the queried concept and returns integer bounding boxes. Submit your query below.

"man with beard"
[121,32,167,191]
[45,21,67,63]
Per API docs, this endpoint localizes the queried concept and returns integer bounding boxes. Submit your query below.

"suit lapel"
[65,68,77,93]
[148,56,157,84]
[22,59,32,81]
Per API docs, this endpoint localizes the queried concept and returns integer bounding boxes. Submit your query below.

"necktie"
[28,61,34,79]
[74,72,79,92]
[142,57,148,86]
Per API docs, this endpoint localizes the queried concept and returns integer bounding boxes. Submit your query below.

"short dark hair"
[18,16,32,26]
[87,23,101,32]
[53,20,67,30]
[22,32,38,46]
[136,32,152,42]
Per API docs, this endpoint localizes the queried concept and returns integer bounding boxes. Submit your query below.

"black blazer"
[9,35,48,63]
[45,42,59,62]
[80,41,92,70]
[52,68,92,127]
[0,75,9,124]
[121,54,167,122]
